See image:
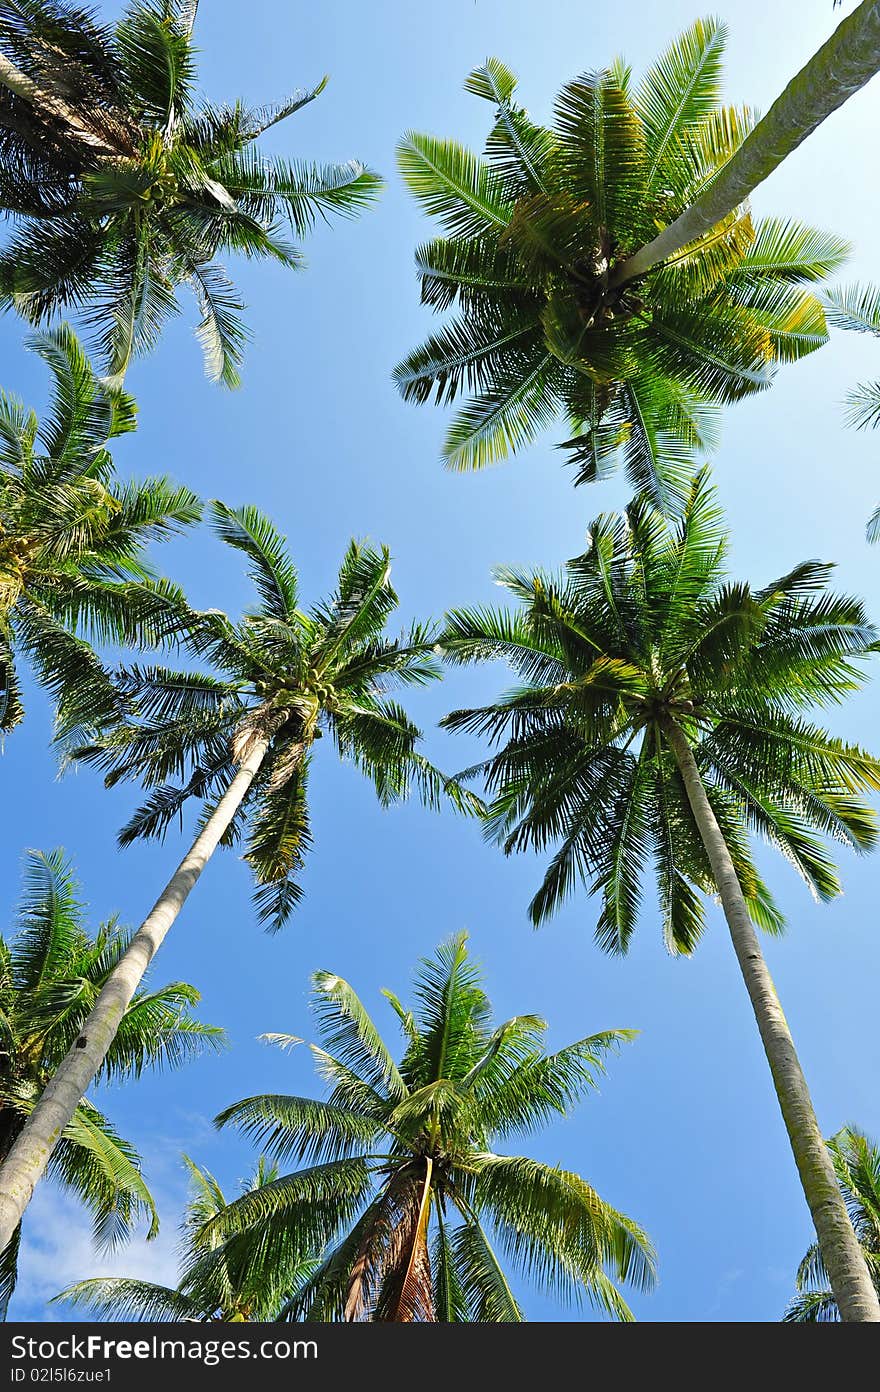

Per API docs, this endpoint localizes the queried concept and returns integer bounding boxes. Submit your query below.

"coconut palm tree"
[0,323,200,738]
[0,0,380,384]
[0,848,222,1318]
[394,13,879,501]
[0,512,478,1254]
[821,283,880,540]
[207,934,655,1322]
[784,1128,880,1322]
[54,1155,318,1321]
[438,473,880,1321]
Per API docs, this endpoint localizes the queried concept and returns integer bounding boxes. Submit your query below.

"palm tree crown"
[208,934,655,1321]
[54,1155,318,1321]
[0,847,222,1315]
[440,472,880,943]
[0,0,381,383]
[72,505,480,931]
[784,1127,880,1322]
[0,324,199,737]
[394,18,847,506]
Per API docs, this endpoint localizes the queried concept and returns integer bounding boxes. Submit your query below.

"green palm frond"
[12,847,84,990]
[0,327,200,745]
[397,133,511,239]
[50,1101,158,1249]
[414,236,532,312]
[823,282,880,335]
[186,260,248,387]
[465,58,553,199]
[312,972,407,1101]
[50,1277,200,1321]
[245,762,311,933]
[443,352,561,471]
[448,1218,524,1321]
[208,501,298,621]
[218,152,382,237]
[844,381,880,434]
[29,325,136,473]
[472,1154,655,1306]
[0,1224,21,1320]
[115,0,199,126]
[553,70,646,240]
[729,219,850,286]
[198,1158,374,1255]
[215,1093,380,1166]
[636,16,727,198]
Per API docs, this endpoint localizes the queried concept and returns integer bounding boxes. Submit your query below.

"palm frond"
[215,1093,380,1165]
[636,16,727,197]
[209,501,298,621]
[823,282,880,335]
[397,133,512,239]
[311,971,406,1101]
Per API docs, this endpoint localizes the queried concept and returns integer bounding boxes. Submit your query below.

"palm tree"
[784,1128,880,1321]
[0,323,200,738]
[438,473,880,1321]
[0,847,222,1317]
[394,13,878,500]
[0,511,478,1254]
[54,1155,318,1321]
[206,934,655,1322]
[0,0,380,384]
[821,284,880,540]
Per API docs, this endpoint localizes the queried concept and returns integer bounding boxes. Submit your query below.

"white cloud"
[13,1180,183,1322]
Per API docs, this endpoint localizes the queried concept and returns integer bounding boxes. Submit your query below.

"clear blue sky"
[3,0,880,1323]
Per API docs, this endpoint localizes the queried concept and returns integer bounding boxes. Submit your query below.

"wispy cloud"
[12,1179,183,1322]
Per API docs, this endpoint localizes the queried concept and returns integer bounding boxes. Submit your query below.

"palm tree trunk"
[0,52,118,156]
[663,715,880,1322]
[0,736,271,1255]
[611,1,880,288]
[387,1158,434,1323]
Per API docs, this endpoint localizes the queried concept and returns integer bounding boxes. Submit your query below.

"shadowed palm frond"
[0,0,380,380]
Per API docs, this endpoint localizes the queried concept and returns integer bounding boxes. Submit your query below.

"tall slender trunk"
[662,715,880,1322]
[0,737,271,1254]
[611,1,880,288]
[0,53,119,156]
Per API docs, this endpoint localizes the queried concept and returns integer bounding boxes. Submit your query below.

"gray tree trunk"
[611,1,880,287]
[663,715,880,1322]
[0,738,270,1254]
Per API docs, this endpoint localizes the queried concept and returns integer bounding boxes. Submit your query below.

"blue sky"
[4,0,880,1323]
